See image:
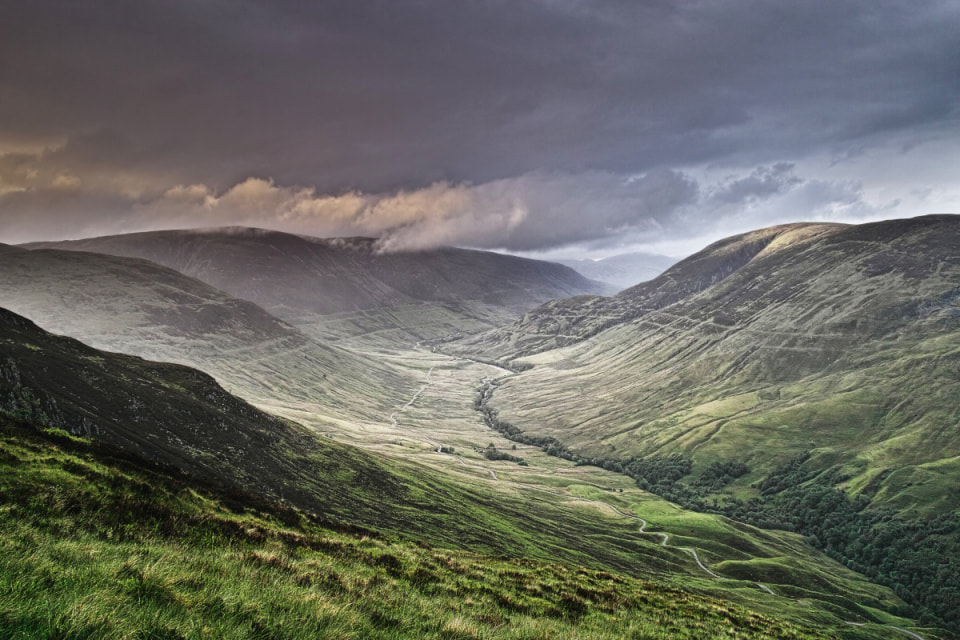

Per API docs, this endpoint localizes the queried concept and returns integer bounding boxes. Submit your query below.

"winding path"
[388,366,435,430]
[386,355,926,640]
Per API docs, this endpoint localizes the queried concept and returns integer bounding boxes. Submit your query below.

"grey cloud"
[0,1,957,193]
[0,153,38,192]
[376,169,700,252]
[707,163,802,207]
[0,187,141,244]
[0,167,701,249]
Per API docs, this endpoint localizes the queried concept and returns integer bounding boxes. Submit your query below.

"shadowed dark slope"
[0,306,401,522]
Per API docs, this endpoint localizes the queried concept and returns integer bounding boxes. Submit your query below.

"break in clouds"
[0,0,957,254]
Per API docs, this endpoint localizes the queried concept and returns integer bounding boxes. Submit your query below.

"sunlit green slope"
[460,215,960,632]
[483,216,960,512]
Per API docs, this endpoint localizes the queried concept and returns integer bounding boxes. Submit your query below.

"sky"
[0,0,957,258]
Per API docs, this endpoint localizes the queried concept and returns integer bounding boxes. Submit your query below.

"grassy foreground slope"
[0,418,844,640]
[26,227,612,344]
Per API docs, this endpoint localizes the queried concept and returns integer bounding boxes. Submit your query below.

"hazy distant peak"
[555,252,677,290]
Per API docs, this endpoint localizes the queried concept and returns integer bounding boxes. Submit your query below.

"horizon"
[14,213,957,263]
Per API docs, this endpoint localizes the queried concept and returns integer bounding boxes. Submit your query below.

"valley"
[2,219,957,638]
[5,5,957,637]
[0,314,928,638]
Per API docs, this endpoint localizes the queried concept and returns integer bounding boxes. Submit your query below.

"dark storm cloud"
[0,0,957,248]
[2,0,958,190]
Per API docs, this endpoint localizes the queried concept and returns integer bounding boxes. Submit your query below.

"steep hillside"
[26,228,612,344]
[450,223,847,360]
[470,215,960,631]
[0,246,406,422]
[0,305,408,528]
[556,251,678,290]
[483,216,960,504]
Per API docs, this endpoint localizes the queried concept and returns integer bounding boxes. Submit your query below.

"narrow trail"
[388,366,435,430]
[888,627,927,640]
[388,365,499,480]
[385,354,926,640]
[845,624,927,640]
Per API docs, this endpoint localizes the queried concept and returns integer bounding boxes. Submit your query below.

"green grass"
[0,420,851,640]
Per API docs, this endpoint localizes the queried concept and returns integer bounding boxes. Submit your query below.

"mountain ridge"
[458,214,960,632]
[448,221,849,360]
[25,227,613,344]
[0,245,409,424]
[470,216,960,510]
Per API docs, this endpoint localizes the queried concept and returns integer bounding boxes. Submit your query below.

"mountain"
[26,228,613,344]
[475,215,960,506]
[449,223,847,360]
[0,245,407,423]
[556,251,678,290]
[459,215,960,631]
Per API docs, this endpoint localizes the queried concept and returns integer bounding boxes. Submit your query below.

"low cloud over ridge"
[0,159,913,256]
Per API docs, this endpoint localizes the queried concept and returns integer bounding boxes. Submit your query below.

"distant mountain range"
[554,252,677,290]
[0,242,407,424]
[27,228,613,344]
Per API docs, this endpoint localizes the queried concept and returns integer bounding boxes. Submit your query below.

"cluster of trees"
[714,453,960,632]
[476,388,577,460]
[480,444,528,466]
